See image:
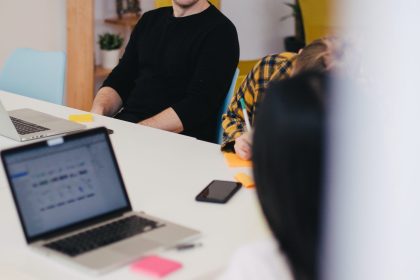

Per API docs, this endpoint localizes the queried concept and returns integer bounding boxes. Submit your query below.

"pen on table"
[175,243,202,251]
[239,98,252,133]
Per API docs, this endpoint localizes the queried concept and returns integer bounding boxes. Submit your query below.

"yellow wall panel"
[300,0,332,44]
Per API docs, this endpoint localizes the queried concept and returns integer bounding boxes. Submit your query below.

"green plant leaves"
[98,33,124,50]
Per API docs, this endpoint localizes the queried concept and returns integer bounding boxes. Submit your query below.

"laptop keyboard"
[10,117,49,135]
[44,216,163,257]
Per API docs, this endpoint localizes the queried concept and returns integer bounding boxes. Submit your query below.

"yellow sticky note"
[223,153,252,168]
[68,114,94,123]
[235,173,255,188]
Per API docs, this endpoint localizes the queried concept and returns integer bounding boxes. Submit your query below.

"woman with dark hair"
[220,71,328,280]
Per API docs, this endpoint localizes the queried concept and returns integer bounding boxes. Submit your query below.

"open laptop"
[1,127,200,274]
[0,99,85,141]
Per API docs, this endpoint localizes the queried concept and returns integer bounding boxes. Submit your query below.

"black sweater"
[103,4,239,142]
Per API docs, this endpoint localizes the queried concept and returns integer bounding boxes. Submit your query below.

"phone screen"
[196,180,241,203]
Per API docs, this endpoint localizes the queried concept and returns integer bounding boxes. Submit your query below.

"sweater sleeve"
[171,22,240,132]
[221,60,262,151]
[101,16,144,102]
[220,53,296,151]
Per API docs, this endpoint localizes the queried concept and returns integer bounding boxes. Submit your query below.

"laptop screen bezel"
[0,127,133,243]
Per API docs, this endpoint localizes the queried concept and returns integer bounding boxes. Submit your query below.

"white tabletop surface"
[0,91,270,280]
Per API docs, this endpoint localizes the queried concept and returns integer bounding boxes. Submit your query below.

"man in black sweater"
[91,0,239,143]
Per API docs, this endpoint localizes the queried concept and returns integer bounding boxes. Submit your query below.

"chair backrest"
[0,48,66,105]
[217,68,239,144]
[155,0,220,9]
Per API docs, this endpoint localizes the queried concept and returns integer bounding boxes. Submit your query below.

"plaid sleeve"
[221,60,261,152]
[220,53,296,152]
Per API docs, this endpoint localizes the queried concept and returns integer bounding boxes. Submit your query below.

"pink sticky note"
[131,256,182,278]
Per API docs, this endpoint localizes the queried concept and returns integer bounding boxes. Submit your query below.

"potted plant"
[98,33,124,69]
[281,0,305,52]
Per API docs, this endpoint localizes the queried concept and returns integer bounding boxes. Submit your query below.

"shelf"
[104,15,141,28]
[95,66,112,78]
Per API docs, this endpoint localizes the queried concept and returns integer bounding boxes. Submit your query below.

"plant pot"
[101,49,121,70]
[284,36,305,53]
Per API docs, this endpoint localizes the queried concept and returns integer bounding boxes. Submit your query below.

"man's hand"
[91,87,123,117]
[234,132,252,160]
[139,107,184,133]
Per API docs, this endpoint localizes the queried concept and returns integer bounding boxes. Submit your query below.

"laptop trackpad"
[111,236,161,256]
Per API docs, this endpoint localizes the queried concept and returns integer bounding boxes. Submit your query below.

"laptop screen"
[2,128,131,242]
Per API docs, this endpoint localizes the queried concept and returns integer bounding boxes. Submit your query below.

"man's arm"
[169,23,240,138]
[139,107,183,133]
[91,87,123,116]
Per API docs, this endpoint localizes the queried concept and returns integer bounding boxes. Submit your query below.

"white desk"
[0,91,270,280]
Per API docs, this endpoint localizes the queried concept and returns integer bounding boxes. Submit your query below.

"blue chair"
[217,68,240,144]
[0,48,66,105]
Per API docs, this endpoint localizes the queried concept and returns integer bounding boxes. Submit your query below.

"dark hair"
[252,71,328,280]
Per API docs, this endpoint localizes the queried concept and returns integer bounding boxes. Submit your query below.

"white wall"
[222,0,294,59]
[0,0,66,69]
[0,0,294,69]
[323,0,420,279]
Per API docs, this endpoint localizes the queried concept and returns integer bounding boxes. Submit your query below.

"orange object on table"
[223,153,252,168]
[235,173,255,188]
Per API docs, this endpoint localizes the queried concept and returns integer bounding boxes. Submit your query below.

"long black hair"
[252,71,328,280]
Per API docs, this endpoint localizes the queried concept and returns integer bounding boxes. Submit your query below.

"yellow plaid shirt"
[221,52,297,151]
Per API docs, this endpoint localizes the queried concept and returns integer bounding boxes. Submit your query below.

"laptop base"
[32,212,200,274]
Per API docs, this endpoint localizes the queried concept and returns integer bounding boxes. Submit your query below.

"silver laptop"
[0,99,85,141]
[1,127,200,274]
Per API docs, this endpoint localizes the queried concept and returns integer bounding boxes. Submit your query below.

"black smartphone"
[196,180,242,204]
